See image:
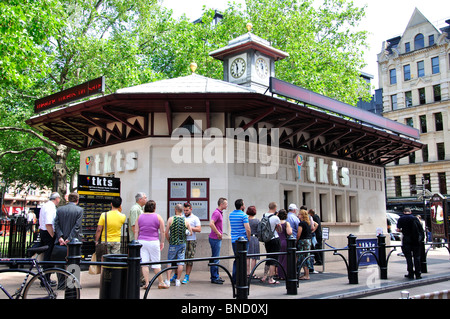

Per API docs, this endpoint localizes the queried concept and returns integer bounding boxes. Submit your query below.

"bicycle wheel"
[22,268,81,299]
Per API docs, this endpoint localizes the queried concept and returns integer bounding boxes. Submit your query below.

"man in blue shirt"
[286,203,300,238]
[229,199,251,282]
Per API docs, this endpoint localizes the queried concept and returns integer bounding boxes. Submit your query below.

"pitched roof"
[116,74,256,94]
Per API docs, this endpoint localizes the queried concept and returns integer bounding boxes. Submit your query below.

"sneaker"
[164,279,171,287]
[170,273,177,283]
[175,279,181,287]
[182,275,189,284]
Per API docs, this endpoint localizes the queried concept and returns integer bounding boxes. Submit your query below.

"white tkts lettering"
[87,150,138,175]
[304,155,350,187]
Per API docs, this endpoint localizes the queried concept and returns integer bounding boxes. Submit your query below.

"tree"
[0,0,370,198]
[0,0,161,197]
[144,0,370,105]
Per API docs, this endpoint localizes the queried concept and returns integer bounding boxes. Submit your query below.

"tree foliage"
[0,0,369,195]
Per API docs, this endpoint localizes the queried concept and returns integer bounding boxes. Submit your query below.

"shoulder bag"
[89,212,108,274]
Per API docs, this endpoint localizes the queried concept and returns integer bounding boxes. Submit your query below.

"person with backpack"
[396,208,424,279]
[259,202,281,285]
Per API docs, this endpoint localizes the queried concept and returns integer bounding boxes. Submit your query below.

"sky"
[160,0,450,90]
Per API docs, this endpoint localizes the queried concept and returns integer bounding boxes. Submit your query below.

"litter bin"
[99,254,128,299]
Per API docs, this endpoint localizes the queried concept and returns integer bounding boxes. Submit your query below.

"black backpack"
[257,214,275,242]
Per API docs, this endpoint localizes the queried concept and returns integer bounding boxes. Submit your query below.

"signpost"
[356,238,378,266]
[430,193,448,242]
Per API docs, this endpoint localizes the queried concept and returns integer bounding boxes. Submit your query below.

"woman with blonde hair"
[296,209,316,280]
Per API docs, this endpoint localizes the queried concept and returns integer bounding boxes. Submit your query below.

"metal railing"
[2,234,449,299]
[0,218,38,258]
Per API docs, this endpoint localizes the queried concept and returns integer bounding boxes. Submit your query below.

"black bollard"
[286,236,298,295]
[347,234,358,284]
[377,234,388,280]
[66,238,83,293]
[236,237,248,299]
[67,238,82,267]
[126,240,142,299]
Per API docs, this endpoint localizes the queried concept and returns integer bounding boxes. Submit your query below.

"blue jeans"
[231,241,249,283]
[168,244,186,266]
[209,238,222,281]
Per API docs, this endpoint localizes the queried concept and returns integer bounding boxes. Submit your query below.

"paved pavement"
[76,245,450,300]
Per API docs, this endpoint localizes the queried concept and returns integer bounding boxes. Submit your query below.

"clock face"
[255,57,269,79]
[230,57,246,79]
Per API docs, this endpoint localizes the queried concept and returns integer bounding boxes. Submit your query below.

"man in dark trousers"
[396,208,424,279]
[38,192,61,267]
[54,192,84,256]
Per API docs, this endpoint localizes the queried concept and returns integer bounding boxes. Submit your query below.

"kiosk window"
[168,178,209,221]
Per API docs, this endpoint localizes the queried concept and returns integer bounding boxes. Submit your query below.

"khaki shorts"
[185,240,197,265]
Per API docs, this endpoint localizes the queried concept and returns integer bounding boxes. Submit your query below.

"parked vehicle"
[387,212,401,241]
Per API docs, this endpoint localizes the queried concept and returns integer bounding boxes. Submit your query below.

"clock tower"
[209,23,288,93]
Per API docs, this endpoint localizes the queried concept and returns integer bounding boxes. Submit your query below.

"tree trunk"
[52,144,69,205]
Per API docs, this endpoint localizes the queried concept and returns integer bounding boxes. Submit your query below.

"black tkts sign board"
[34,76,105,113]
[78,175,120,196]
[77,175,121,257]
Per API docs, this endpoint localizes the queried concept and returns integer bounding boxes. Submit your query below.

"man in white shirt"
[38,192,61,266]
[181,202,201,284]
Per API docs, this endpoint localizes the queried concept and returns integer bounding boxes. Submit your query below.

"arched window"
[414,34,424,50]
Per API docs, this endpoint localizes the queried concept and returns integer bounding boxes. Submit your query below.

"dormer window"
[414,33,424,50]
[429,34,435,46]
[405,42,410,53]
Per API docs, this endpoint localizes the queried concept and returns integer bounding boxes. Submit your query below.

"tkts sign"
[34,76,105,113]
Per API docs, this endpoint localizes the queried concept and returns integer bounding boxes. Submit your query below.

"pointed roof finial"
[190,62,198,73]
[246,23,253,33]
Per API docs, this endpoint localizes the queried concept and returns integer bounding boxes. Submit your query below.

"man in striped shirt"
[229,198,251,282]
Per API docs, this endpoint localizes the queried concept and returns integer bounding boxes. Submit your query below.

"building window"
[429,34,435,46]
[414,33,424,50]
[438,172,447,195]
[422,145,429,162]
[349,195,358,223]
[389,69,397,84]
[432,57,440,74]
[409,151,415,164]
[409,175,417,196]
[395,176,402,197]
[403,64,411,81]
[391,94,397,110]
[433,85,441,102]
[423,174,431,191]
[167,178,210,220]
[434,112,443,131]
[405,91,412,107]
[419,115,427,133]
[437,143,445,160]
[419,88,426,105]
[417,61,425,77]
[405,117,413,127]
[405,42,410,53]
[335,194,344,223]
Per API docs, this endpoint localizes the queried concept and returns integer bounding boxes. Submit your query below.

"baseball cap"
[49,192,61,200]
[288,203,298,211]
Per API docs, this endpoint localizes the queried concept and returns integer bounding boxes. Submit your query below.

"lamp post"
[0,179,5,217]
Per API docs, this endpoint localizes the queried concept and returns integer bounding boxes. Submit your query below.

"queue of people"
[99,194,325,287]
[38,190,324,290]
[239,201,322,284]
